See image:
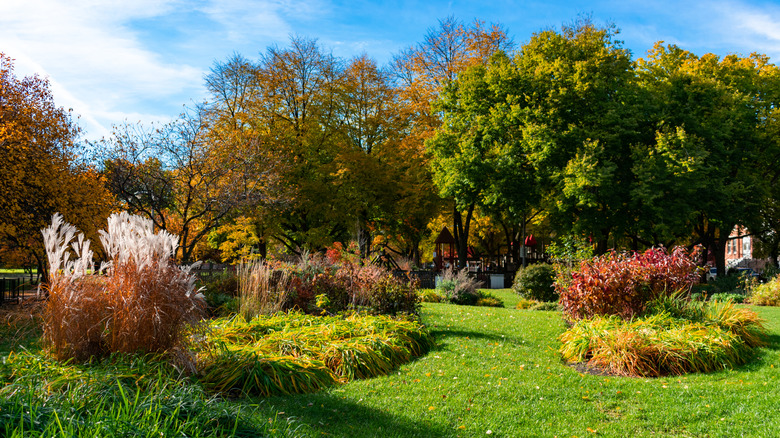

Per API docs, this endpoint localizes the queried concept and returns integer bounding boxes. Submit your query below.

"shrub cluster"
[436,268,483,305]
[558,246,699,321]
[750,275,780,306]
[197,312,434,396]
[238,250,420,318]
[41,213,204,362]
[559,297,766,377]
[513,263,557,302]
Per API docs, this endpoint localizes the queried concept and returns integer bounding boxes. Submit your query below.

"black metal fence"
[393,270,516,290]
[0,278,22,304]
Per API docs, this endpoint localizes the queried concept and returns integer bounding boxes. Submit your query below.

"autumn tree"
[394,17,514,267]
[100,108,272,262]
[202,39,441,264]
[0,53,114,277]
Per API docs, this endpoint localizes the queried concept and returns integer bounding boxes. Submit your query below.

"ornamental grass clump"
[196,313,434,396]
[559,295,767,377]
[41,213,205,362]
[436,268,482,305]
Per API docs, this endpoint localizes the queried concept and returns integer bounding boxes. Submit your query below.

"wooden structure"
[433,227,456,271]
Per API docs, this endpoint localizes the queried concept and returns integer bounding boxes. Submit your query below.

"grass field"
[2,289,779,437]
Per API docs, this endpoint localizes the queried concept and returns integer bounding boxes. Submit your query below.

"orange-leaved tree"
[0,53,114,279]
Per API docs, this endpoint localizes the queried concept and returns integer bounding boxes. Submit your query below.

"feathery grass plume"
[41,212,205,362]
[238,260,293,319]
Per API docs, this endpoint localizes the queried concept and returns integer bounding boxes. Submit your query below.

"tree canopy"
[0,53,114,276]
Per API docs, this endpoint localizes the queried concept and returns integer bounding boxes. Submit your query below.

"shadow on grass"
[427,328,523,345]
[254,391,451,438]
[763,333,780,351]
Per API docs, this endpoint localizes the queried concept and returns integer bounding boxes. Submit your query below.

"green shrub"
[475,292,504,307]
[367,275,421,316]
[513,263,557,302]
[436,269,481,305]
[530,301,561,311]
[202,272,239,296]
[750,276,780,306]
[710,292,746,304]
[709,273,747,294]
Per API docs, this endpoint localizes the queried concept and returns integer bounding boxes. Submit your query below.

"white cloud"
[0,0,222,140]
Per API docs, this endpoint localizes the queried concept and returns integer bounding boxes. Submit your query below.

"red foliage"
[558,246,700,321]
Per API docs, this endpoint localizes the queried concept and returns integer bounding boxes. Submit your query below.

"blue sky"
[3,0,780,142]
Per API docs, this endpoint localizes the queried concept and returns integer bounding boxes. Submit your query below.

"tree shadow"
[763,333,780,351]
[253,391,451,438]
[428,328,524,345]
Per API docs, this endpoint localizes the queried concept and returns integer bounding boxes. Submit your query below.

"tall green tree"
[512,20,644,254]
[636,44,780,273]
[394,17,514,267]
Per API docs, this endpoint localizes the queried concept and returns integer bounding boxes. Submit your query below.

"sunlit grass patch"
[0,351,301,437]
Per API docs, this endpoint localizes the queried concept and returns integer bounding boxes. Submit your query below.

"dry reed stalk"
[238,260,292,319]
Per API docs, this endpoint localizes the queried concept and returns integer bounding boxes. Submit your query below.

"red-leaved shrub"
[558,246,699,321]
[239,247,420,318]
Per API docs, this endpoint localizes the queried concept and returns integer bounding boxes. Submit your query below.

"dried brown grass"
[41,212,205,362]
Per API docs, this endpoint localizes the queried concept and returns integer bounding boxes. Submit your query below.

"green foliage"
[530,301,561,311]
[435,269,483,305]
[474,291,504,308]
[515,297,538,310]
[196,313,434,396]
[710,293,747,304]
[200,272,240,316]
[418,289,443,303]
[546,235,595,266]
[513,263,558,302]
[750,276,780,306]
[367,275,421,316]
[559,247,699,321]
[0,352,301,437]
[709,272,749,294]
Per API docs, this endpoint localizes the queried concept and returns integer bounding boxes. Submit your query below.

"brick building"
[725,226,753,267]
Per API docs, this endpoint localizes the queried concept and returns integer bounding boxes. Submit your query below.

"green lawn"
[253,289,780,437]
[2,289,779,437]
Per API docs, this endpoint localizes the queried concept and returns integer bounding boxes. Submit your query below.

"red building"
[725,226,753,267]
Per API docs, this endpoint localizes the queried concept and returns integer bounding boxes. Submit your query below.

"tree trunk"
[452,203,475,269]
